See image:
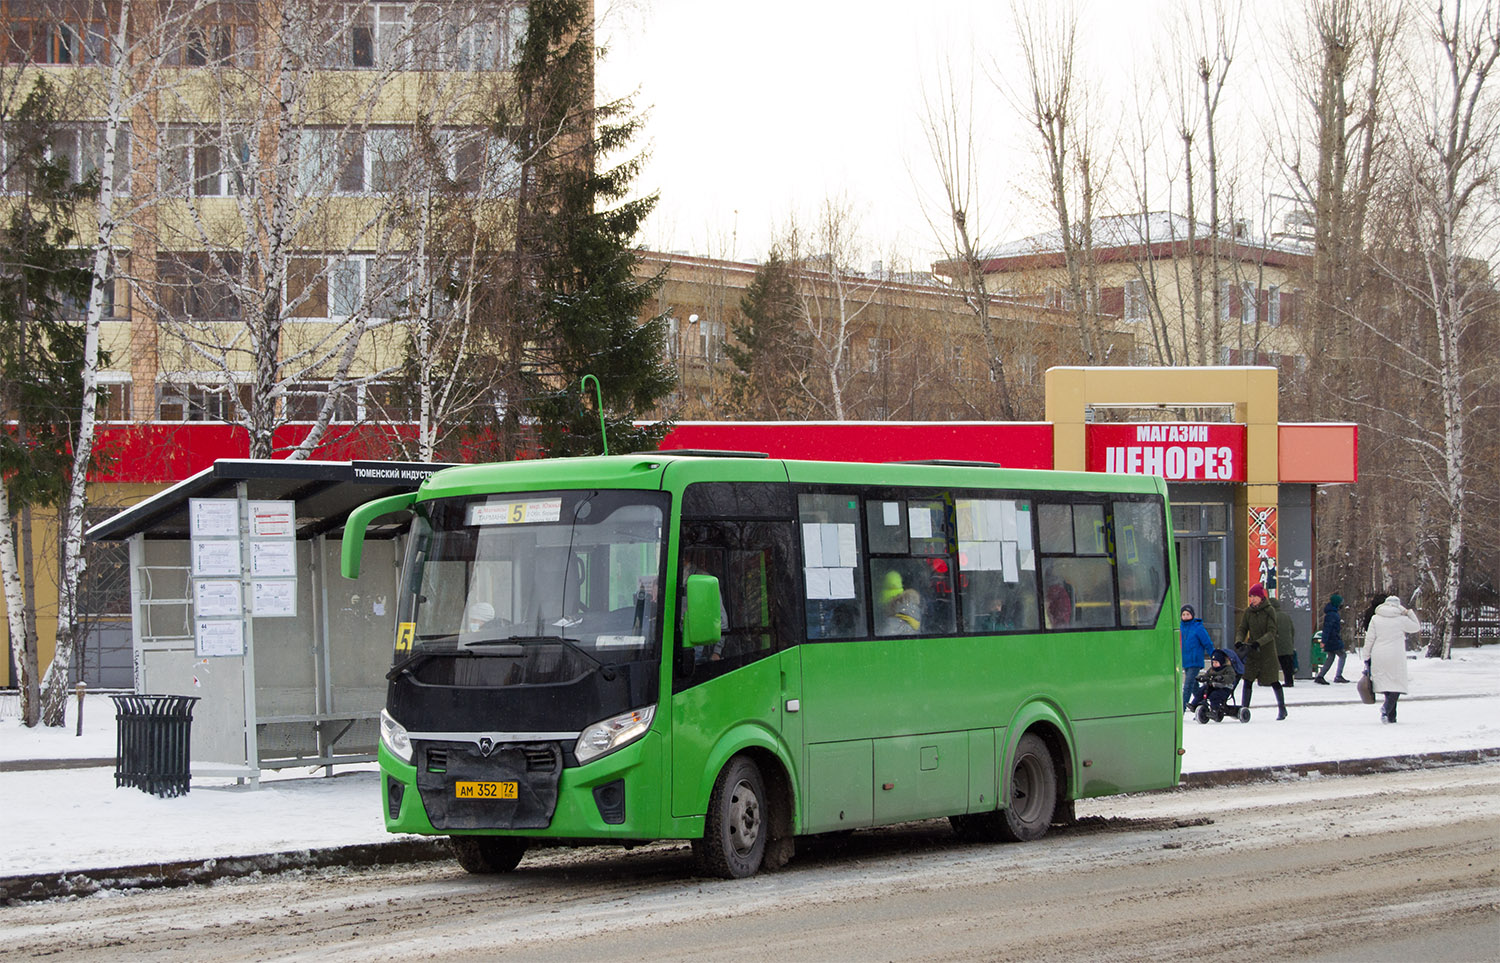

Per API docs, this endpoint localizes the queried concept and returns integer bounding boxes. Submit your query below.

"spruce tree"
[0,77,99,723]
[726,250,810,419]
[407,0,673,460]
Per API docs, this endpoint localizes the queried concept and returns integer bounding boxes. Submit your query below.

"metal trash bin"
[111,694,200,797]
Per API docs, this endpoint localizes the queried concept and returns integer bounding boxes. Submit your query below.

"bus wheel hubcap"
[728,780,761,854]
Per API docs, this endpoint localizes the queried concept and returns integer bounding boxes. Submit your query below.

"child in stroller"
[1188,648,1252,723]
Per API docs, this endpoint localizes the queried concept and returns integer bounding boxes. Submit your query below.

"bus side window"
[799,493,866,639]
[1114,499,1167,627]
[1038,501,1119,630]
[955,498,1040,634]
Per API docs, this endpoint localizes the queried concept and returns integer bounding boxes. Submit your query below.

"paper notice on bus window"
[1000,502,1017,542]
[818,525,839,569]
[837,524,857,566]
[979,541,1003,572]
[1020,549,1037,571]
[956,502,976,540]
[828,568,856,599]
[909,507,933,539]
[805,567,832,600]
[882,501,900,526]
[1016,505,1033,551]
[595,635,646,649]
[1003,542,1020,583]
[802,524,824,568]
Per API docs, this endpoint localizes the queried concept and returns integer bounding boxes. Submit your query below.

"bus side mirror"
[683,574,723,648]
[341,492,417,579]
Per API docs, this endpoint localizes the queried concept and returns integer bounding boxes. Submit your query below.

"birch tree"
[1372,0,1498,657]
[1008,0,1115,364]
[140,1,457,460]
[0,78,95,726]
[784,198,885,421]
[916,59,1019,418]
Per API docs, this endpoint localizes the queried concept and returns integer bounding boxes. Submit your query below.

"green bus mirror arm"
[341,493,418,579]
[682,574,723,648]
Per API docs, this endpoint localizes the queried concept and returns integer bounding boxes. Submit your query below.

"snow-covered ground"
[1,647,1496,879]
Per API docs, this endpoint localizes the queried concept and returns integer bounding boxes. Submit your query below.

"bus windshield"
[396,489,669,685]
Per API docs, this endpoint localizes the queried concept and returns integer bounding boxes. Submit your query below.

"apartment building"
[1,0,536,686]
[638,250,1139,423]
[934,213,1312,370]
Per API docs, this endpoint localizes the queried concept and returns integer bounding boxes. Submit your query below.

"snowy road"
[7,762,1498,962]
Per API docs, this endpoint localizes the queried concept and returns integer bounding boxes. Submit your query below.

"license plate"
[455,781,518,800]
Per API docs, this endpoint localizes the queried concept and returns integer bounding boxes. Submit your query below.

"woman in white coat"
[1360,595,1422,723]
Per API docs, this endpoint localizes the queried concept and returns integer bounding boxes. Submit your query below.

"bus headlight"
[380,709,414,764]
[575,705,655,764]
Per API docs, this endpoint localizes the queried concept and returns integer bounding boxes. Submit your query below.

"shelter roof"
[87,459,453,542]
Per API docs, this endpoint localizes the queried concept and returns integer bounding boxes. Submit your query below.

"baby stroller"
[1190,648,1252,724]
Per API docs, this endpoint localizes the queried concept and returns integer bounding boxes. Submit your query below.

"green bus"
[341,452,1182,878]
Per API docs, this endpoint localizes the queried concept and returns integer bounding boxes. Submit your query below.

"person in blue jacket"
[1180,604,1216,709]
[1313,593,1349,684]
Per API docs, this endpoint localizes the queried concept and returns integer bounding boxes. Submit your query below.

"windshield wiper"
[482,634,618,680]
[387,650,437,681]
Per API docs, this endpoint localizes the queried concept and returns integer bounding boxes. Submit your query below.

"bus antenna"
[581,374,608,455]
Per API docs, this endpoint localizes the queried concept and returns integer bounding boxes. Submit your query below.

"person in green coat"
[1269,596,1296,687]
[1234,582,1287,720]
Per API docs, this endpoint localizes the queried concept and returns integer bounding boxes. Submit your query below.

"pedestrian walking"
[1234,582,1287,720]
[1269,595,1297,686]
[1314,594,1349,684]
[1180,604,1215,709]
[1361,594,1422,723]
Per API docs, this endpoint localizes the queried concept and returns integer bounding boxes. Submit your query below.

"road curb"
[5,748,1497,903]
[0,837,451,904]
[1177,746,1500,788]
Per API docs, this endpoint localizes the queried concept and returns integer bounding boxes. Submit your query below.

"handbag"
[1356,671,1376,704]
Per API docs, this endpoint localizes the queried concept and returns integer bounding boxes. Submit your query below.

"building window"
[165,16,256,67]
[321,2,525,71]
[97,378,133,421]
[285,381,357,423]
[1267,284,1281,326]
[1241,282,1257,325]
[866,337,890,373]
[295,128,514,197]
[4,7,111,65]
[364,381,417,422]
[161,127,251,197]
[156,254,241,320]
[1124,279,1148,322]
[664,316,680,360]
[156,382,252,422]
[5,126,134,194]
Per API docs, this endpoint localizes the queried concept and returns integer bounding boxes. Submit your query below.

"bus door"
[669,517,801,819]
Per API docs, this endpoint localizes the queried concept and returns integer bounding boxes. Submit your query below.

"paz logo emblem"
[478,737,494,756]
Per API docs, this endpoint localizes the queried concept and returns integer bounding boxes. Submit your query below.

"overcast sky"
[596,0,1280,269]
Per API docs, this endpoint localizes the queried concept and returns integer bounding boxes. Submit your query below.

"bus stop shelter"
[88,459,443,785]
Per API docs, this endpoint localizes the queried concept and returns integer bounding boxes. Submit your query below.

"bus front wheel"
[451,835,527,874]
[694,755,767,879]
[999,732,1057,842]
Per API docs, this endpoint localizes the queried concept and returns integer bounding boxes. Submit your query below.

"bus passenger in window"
[880,589,923,636]
[977,595,1016,631]
[1044,563,1075,628]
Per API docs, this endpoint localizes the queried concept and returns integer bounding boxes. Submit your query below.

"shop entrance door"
[1176,535,1229,651]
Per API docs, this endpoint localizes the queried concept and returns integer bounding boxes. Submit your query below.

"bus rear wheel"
[998,732,1057,843]
[451,835,527,874]
[694,755,767,879]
